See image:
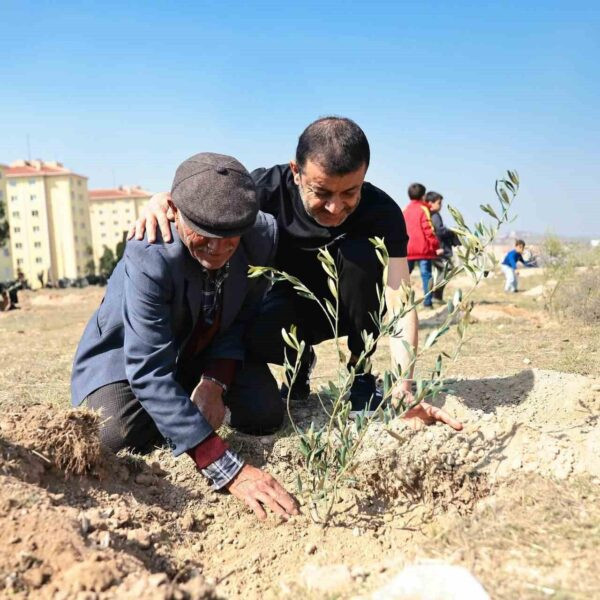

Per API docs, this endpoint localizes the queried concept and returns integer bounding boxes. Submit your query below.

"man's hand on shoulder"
[226,464,300,521]
[127,192,174,243]
[191,378,226,430]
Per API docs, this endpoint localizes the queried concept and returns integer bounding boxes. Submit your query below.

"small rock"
[99,531,110,548]
[150,461,167,476]
[304,542,317,555]
[180,513,196,532]
[79,514,91,535]
[148,572,168,587]
[134,472,155,486]
[523,358,532,365]
[127,528,152,549]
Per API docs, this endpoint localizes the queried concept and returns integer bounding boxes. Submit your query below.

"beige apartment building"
[5,160,93,289]
[0,163,14,281]
[88,186,152,267]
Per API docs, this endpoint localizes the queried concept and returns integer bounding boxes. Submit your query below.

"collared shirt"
[202,449,244,489]
[198,263,230,325]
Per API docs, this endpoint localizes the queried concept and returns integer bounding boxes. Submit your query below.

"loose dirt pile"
[1,366,598,599]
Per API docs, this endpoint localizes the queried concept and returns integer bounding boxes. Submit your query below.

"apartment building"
[0,163,13,281]
[5,160,93,289]
[88,186,152,267]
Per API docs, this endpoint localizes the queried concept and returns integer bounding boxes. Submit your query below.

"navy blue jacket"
[71,212,277,455]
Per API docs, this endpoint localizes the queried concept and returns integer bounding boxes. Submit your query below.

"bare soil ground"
[0,269,599,599]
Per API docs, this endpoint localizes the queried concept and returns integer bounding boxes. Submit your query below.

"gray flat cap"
[171,152,258,238]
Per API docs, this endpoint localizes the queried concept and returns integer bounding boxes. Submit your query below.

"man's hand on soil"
[393,388,463,431]
[190,378,226,430]
[226,464,300,521]
[127,192,173,243]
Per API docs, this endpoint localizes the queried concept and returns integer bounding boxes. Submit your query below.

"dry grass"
[418,474,600,599]
[2,404,102,475]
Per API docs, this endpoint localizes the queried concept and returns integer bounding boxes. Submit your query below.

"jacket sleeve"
[432,213,456,244]
[122,242,214,456]
[420,206,440,255]
[207,212,278,362]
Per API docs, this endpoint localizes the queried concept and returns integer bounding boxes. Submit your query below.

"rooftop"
[6,159,87,179]
[89,186,153,201]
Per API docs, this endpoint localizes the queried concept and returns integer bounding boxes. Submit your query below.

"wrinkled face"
[291,159,367,227]
[174,208,240,270]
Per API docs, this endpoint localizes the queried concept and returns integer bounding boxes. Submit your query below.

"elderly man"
[72,153,298,521]
[132,118,463,431]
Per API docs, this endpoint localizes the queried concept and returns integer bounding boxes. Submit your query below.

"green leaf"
[281,328,296,349]
[327,277,338,299]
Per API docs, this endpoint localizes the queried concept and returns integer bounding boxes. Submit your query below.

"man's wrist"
[200,375,228,395]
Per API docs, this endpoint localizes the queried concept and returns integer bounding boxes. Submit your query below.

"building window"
[31,210,39,217]
[30,194,36,201]
[77,180,82,186]
[71,191,75,199]
[11,211,19,218]
[99,221,105,226]
[35,257,42,264]
[34,242,41,248]
[101,233,106,238]
[14,227,20,233]
[99,210,103,215]
[15,243,22,249]
[3,248,8,257]
[10,196,17,203]
[113,221,118,226]
[9,180,16,187]
[80,223,86,228]
[29,178,36,185]
[16,258,23,265]
[74,235,78,242]
[33,226,40,232]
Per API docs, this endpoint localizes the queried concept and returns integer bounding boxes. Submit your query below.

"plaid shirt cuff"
[201,449,244,490]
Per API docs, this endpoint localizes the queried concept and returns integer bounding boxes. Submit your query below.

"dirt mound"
[0,404,101,476]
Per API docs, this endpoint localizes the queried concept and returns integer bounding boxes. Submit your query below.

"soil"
[0,275,599,599]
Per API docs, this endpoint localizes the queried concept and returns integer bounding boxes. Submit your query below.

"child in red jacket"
[403,183,442,308]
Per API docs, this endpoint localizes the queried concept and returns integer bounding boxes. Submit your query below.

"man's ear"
[289,160,301,185]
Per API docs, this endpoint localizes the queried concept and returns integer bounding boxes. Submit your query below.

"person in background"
[426,191,460,303]
[404,183,443,308]
[501,239,528,292]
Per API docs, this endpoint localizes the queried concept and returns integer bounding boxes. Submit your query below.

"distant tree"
[84,259,96,277]
[98,246,117,278]
[0,200,9,248]
[115,238,126,262]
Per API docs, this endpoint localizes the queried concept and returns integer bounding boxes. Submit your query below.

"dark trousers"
[86,361,283,454]
[246,238,383,366]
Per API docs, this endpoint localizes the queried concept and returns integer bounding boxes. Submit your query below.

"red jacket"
[403,199,440,260]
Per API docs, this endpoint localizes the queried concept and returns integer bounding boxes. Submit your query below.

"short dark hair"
[408,183,426,200]
[295,116,370,175]
[425,191,443,203]
[515,239,526,247]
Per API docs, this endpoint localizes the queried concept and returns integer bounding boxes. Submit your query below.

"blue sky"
[1,1,599,236]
